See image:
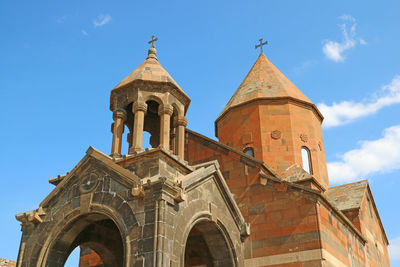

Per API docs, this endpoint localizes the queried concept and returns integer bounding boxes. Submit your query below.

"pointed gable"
[40,147,139,207]
[326,180,368,211]
[326,180,389,245]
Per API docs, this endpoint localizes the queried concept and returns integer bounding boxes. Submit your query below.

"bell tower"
[109,36,190,158]
[215,49,329,190]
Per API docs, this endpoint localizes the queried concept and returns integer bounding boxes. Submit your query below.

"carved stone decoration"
[79,172,99,194]
[240,222,251,238]
[131,183,145,199]
[173,187,187,203]
[259,170,273,186]
[15,207,45,225]
[271,130,281,140]
[300,133,308,143]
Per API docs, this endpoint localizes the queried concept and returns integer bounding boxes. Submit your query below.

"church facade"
[15,40,390,267]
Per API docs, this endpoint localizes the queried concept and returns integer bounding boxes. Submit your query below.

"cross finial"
[255,38,268,54]
[148,35,158,48]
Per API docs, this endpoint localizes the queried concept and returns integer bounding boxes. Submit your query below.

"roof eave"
[110,79,191,112]
[214,96,324,138]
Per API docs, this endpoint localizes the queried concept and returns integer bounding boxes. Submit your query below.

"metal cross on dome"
[255,38,268,54]
[148,35,158,48]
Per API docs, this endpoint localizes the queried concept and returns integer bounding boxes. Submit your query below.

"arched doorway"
[44,213,124,267]
[184,220,236,267]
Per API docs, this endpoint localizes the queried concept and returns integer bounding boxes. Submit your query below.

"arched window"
[243,147,254,157]
[301,147,312,174]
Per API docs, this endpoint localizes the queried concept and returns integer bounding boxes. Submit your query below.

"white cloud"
[81,30,88,36]
[323,14,365,62]
[339,14,356,22]
[93,14,112,28]
[328,125,400,184]
[389,236,400,260]
[318,75,400,127]
[293,60,317,75]
[56,16,67,24]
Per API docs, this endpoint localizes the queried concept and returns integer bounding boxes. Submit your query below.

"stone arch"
[35,190,138,267]
[38,212,125,267]
[180,212,237,267]
[122,95,139,110]
[143,94,165,106]
[171,102,184,117]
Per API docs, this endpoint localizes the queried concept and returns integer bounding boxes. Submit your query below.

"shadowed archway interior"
[45,213,123,267]
[184,220,235,267]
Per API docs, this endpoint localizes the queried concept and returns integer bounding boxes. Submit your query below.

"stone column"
[158,104,173,150]
[111,108,127,157]
[127,132,133,151]
[129,102,147,154]
[170,127,176,153]
[174,116,187,158]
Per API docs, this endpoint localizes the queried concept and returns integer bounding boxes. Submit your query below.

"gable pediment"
[179,160,250,237]
[40,147,139,208]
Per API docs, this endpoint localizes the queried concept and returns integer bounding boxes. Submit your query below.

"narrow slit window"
[243,147,254,157]
[301,147,312,174]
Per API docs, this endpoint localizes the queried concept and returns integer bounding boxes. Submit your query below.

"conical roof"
[218,53,313,117]
[112,47,183,92]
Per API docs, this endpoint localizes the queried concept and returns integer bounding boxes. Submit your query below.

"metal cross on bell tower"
[148,35,158,48]
[255,38,268,54]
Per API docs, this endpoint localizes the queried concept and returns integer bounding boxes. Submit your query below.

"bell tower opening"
[143,100,161,148]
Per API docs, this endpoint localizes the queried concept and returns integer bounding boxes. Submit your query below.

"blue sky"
[1,0,400,265]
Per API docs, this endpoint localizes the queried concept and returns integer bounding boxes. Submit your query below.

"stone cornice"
[115,147,194,174]
[110,80,191,114]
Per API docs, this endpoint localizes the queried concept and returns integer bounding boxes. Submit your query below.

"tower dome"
[215,52,329,189]
[109,38,190,158]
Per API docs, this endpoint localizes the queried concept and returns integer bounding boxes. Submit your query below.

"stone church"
[15,39,390,267]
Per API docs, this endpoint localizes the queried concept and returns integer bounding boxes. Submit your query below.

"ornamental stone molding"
[132,101,148,113]
[112,108,127,121]
[158,104,174,116]
[271,130,282,140]
[174,116,188,127]
[300,133,308,142]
